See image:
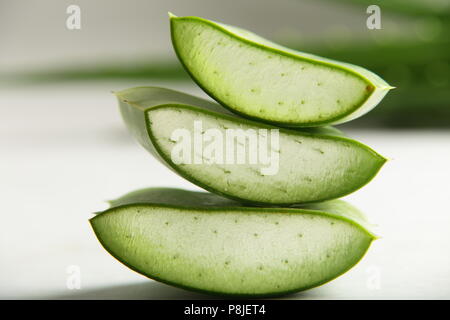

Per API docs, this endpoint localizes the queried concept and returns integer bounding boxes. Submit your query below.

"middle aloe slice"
[117,87,386,205]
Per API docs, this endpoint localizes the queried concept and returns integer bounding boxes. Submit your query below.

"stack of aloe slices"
[91,14,391,297]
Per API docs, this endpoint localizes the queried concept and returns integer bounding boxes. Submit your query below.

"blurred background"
[3,0,449,126]
[1,0,449,299]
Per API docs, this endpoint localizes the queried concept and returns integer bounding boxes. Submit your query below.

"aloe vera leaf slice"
[91,188,376,297]
[116,86,386,205]
[170,14,393,127]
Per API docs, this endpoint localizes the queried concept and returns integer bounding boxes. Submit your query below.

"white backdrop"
[1,81,449,299]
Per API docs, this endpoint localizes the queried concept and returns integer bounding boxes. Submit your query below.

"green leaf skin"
[170,14,393,127]
[91,188,377,297]
[116,87,386,205]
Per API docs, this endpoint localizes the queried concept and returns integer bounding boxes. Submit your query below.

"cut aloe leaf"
[170,14,393,127]
[91,188,376,297]
[116,87,386,205]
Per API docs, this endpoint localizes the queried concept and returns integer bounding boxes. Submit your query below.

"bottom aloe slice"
[116,87,386,205]
[91,188,376,297]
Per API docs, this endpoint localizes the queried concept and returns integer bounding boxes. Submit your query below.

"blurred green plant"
[5,61,189,83]
[337,0,450,18]
[291,38,449,128]
[301,0,450,127]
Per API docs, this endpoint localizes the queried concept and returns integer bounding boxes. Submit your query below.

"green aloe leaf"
[91,187,376,297]
[170,14,392,127]
[116,86,386,205]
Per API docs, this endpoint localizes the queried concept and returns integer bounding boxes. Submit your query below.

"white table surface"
[1,81,449,299]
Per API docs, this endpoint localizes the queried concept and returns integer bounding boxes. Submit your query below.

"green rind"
[108,187,377,236]
[116,87,386,205]
[170,15,392,127]
[91,189,376,297]
[108,187,241,208]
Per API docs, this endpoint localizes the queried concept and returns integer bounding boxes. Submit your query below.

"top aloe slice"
[170,14,392,127]
[116,86,386,205]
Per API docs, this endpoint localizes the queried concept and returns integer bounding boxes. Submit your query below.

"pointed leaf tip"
[168,12,177,19]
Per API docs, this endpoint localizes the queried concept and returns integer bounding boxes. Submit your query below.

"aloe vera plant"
[116,86,386,205]
[170,14,392,127]
[91,188,376,297]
